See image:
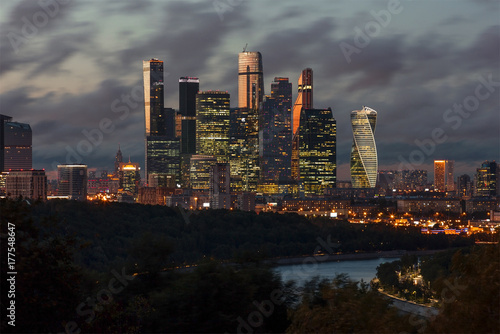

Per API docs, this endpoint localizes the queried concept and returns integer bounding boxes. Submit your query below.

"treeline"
[28,199,473,271]
[0,198,495,333]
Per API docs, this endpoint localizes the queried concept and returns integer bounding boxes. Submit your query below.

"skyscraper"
[119,161,141,195]
[1,115,32,172]
[298,108,336,196]
[238,51,264,110]
[179,77,200,154]
[143,59,180,186]
[260,77,292,182]
[350,106,378,188]
[143,58,165,137]
[6,170,47,201]
[196,91,230,161]
[114,145,122,177]
[58,164,87,200]
[434,160,455,191]
[291,69,313,181]
[474,161,498,197]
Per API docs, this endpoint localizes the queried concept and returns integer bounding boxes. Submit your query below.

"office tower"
[238,51,264,110]
[457,174,472,197]
[190,155,217,193]
[474,161,498,197]
[180,77,200,154]
[434,160,455,191]
[114,145,122,177]
[229,107,260,192]
[298,108,336,196]
[395,170,428,190]
[1,115,32,172]
[58,164,87,200]
[196,91,230,161]
[119,161,141,195]
[143,58,165,137]
[260,77,292,182]
[291,69,313,181]
[5,170,47,201]
[350,106,378,188]
[210,162,231,209]
[143,59,180,185]
[146,137,180,188]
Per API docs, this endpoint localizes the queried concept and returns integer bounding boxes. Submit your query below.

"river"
[274,257,398,286]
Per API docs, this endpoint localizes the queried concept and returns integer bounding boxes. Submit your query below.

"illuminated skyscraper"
[350,106,378,188]
[114,145,122,177]
[180,77,200,154]
[143,59,165,137]
[434,160,454,191]
[474,161,498,197]
[196,91,230,161]
[143,59,180,185]
[1,115,32,172]
[260,77,292,182]
[119,161,141,195]
[291,69,313,181]
[298,108,336,196]
[238,51,264,110]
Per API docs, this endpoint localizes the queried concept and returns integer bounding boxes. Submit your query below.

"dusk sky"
[0,0,498,180]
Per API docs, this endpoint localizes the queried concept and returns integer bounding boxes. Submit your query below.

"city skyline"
[0,0,498,179]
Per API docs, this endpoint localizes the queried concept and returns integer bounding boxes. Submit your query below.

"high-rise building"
[146,137,180,188]
[474,161,498,197]
[180,77,200,154]
[196,91,230,161]
[58,164,87,200]
[350,106,378,188]
[291,69,313,181]
[119,161,141,195]
[298,108,336,196]
[6,170,47,201]
[260,77,292,182]
[114,145,123,177]
[190,155,217,193]
[1,115,32,172]
[210,162,231,209]
[457,174,472,197]
[143,58,165,137]
[434,160,455,191]
[238,51,264,110]
[229,107,260,192]
[143,59,180,185]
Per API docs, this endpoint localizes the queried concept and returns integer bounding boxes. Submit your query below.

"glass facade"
[146,136,180,187]
[58,164,87,200]
[474,161,498,197]
[119,162,141,195]
[434,160,454,191]
[180,77,199,154]
[298,108,336,196]
[143,59,165,137]
[350,106,378,188]
[238,51,264,110]
[291,69,313,181]
[260,77,292,182]
[196,91,230,161]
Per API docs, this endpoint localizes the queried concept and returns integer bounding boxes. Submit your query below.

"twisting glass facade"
[350,106,377,188]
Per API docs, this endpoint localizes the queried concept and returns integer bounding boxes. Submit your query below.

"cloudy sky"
[0,0,498,180]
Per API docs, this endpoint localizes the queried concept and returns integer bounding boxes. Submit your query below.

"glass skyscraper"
[1,114,32,172]
[238,51,264,110]
[291,69,313,181]
[179,77,199,154]
[350,106,378,188]
[196,91,230,161]
[58,164,87,200]
[143,59,165,137]
[298,108,336,196]
[260,77,292,182]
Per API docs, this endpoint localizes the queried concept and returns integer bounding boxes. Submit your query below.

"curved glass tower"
[350,106,377,188]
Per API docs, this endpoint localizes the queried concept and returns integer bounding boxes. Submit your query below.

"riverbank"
[266,248,453,267]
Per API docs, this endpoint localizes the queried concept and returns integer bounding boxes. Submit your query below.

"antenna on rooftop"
[243,43,248,52]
